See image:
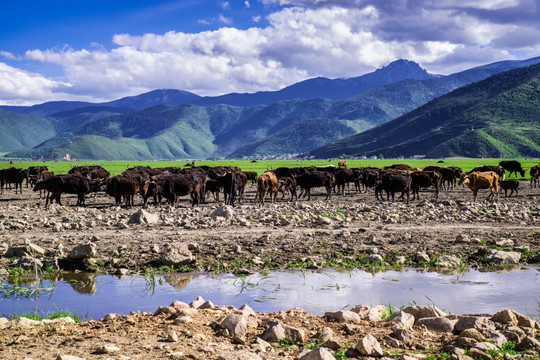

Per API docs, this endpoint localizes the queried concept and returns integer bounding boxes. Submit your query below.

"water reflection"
[0,267,538,320]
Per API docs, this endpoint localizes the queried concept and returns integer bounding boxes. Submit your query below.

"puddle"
[1,267,539,320]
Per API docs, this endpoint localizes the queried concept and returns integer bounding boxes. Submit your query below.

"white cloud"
[218,14,233,24]
[0,62,76,105]
[252,15,261,23]
[3,1,539,104]
[218,1,231,10]
[244,1,250,8]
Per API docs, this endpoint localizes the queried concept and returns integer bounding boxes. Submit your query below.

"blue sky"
[1,0,539,105]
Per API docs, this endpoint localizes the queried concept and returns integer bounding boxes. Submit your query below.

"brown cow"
[338,161,348,168]
[458,171,499,202]
[257,171,279,205]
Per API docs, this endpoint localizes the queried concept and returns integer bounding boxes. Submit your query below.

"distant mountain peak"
[374,59,433,79]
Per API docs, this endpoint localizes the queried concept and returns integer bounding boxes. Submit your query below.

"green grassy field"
[1,158,539,179]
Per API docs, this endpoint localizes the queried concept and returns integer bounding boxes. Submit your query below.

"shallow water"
[1,267,539,320]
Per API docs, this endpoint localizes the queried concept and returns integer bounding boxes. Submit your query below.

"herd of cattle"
[0,160,538,208]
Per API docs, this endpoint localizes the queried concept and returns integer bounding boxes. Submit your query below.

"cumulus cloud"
[244,1,250,8]
[3,0,540,104]
[0,62,75,105]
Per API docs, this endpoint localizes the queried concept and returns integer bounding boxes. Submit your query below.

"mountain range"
[309,63,540,159]
[1,57,540,160]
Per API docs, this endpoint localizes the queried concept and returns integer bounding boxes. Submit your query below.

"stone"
[167,330,179,342]
[356,333,383,356]
[467,348,490,360]
[416,251,430,263]
[216,352,262,360]
[487,250,521,264]
[189,296,205,308]
[68,243,96,259]
[513,310,537,328]
[95,344,120,354]
[483,330,507,347]
[518,335,540,351]
[454,337,477,349]
[221,314,248,337]
[416,317,455,333]
[392,327,414,347]
[316,327,334,342]
[473,342,497,352]
[154,306,176,316]
[260,321,286,341]
[161,243,193,267]
[320,340,341,351]
[351,304,388,321]
[238,304,255,317]
[170,300,190,309]
[491,309,518,325]
[323,310,360,323]
[394,255,406,264]
[199,300,215,309]
[384,311,415,329]
[128,209,160,225]
[174,316,193,324]
[455,234,470,243]
[436,254,461,267]
[454,316,493,334]
[501,326,526,343]
[284,324,305,343]
[297,347,335,360]
[402,305,447,321]
[56,356,85,360]
[210,206,235,219]
[459,328,485,342]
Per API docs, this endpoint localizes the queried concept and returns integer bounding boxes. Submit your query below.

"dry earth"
[1,181,540,359]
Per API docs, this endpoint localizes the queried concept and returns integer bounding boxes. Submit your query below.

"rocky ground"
[0,182,540,359]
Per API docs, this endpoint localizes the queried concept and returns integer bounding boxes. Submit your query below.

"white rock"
[356,333,383,356]
[297,347,335,360]
[128,209,160,225]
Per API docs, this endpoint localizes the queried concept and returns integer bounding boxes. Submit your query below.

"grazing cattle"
[181,167,208,203]
[296,170,334,201]
[338,161,348,168]
[0,168,28,194]
[357,167,380,193]
[37,174,92,206]
[273,167,308,179]
[34,170,55,200]
[26,166,48,187]
[410,171,442,201]
[244,171,258,187]
[334,168,356,196]
[530,165,540,188]
[384,164,413,171]
[257,171,279,205]
[205,178,223,202]
[499,160,525,178]
[161,174,200,207]
[499,180,519,197]
[69,165,110,178]
[469,166,505,180]
[375,171,411,205]
[277,176,298,202]
[458,171,499,202]
[106,174,150,208]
